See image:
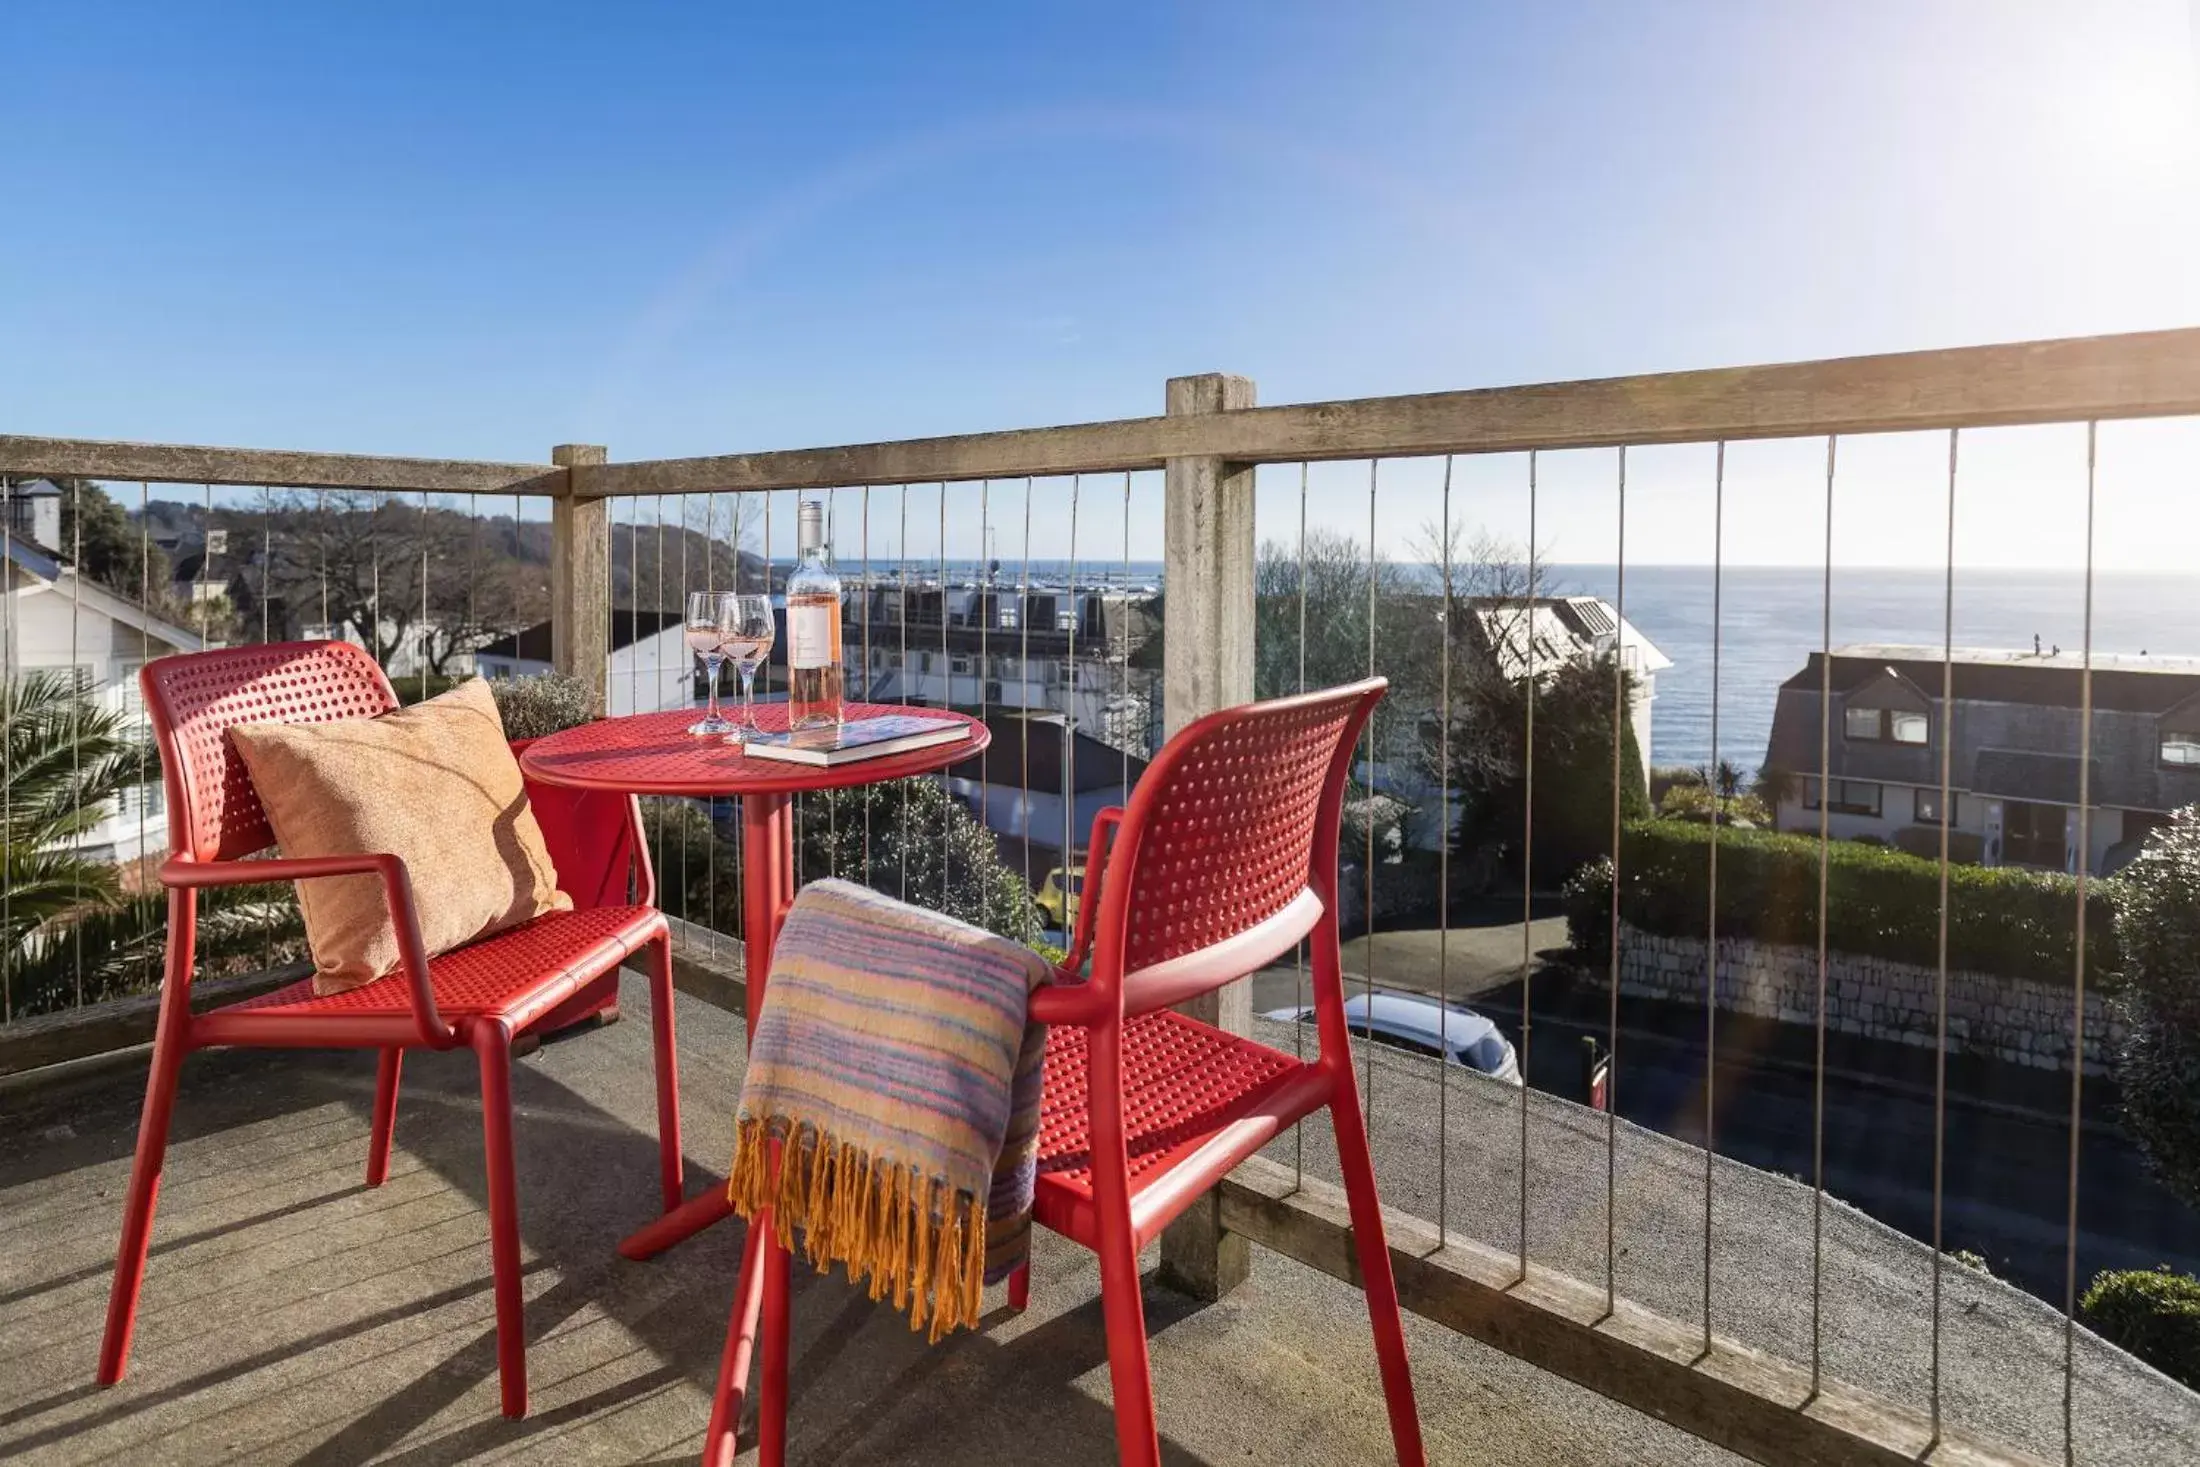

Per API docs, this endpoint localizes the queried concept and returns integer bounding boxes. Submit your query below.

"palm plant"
[4,671,140,926]
[1714,759,1745,801]
[2,671,303,1016]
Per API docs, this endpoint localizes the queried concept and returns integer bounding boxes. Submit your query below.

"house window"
[1914,788,1955,824]
[1804,778,1881,815]
[1837,782,1882,815]
[1845,706,1927,744]
[2162,731,2200,767]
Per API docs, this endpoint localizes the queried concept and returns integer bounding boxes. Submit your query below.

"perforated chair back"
[1098,678,1385,1015]
[141,640,399,862]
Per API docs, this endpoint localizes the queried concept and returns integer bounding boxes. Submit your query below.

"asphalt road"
[1250,916,2200,1304]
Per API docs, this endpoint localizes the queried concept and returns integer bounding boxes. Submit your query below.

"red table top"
[517,703,990,798]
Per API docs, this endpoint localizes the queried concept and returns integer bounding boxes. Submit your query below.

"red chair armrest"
[1029,980,1103,1027]
[1060,807,1121,977]
[160,853,456,1049]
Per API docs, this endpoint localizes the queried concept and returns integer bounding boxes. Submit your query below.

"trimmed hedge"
[1564,818,2120,986]
[2083,1267,2200,1389]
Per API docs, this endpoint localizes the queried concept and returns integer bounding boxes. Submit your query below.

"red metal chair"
[702,677,1424,1467]
[97,641,684,1420]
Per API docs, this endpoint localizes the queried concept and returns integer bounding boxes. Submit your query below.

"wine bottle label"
[790,604,836,668]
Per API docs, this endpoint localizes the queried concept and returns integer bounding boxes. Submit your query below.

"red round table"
[520,702,989,1459]
[521,702,989,1242]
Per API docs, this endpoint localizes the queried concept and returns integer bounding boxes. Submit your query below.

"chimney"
[3,479,64,556]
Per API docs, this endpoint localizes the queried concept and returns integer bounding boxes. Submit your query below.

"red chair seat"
[196,905,667,1045]
[1031,1008,1329,1250]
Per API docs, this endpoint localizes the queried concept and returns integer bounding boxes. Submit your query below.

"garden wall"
[1614,922,2125,1075]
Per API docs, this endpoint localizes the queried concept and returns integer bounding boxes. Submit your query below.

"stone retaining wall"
[1614,924,2123,1075]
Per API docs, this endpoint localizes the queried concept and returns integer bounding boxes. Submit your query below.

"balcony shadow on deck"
[0,970,1735,1466]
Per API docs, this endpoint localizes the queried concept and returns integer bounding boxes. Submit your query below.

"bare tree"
[251,492,541,671]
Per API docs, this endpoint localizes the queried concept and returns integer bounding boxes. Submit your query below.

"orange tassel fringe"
[727,1116,989,1343]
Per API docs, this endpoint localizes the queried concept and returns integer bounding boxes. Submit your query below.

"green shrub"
[641,799,745,938]
[1450,660,1650,888]
[392,672,467,706]
[795,778,1043,944]
[643,778,1044,954]
[1650,765,1705,804]
[1566,819,2119,985]
[2083,1267,2200,1389]
[490,672,599,740]
[1656,783,1770,827]
[1561,856,1615,964]
[2108,808,2200,1209]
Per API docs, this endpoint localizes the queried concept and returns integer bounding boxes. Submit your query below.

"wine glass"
[686,591,738,736]
[723,594,776,743]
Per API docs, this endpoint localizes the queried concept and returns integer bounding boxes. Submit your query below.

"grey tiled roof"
[1970,749,2099,807]
[1764,649,2200,812]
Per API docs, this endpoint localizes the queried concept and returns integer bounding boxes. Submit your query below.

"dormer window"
[2161,693,2200,769]
[1839,667,1932,746]
[1844,706,1928,744]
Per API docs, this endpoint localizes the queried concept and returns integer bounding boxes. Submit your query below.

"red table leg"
[618,790,795,1263]
[700,1217,771,1467]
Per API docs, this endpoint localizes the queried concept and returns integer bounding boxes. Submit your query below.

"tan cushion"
[229,678,572,995]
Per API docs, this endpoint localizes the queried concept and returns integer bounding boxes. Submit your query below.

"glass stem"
[739,664,758,729]
[705,654,725,721]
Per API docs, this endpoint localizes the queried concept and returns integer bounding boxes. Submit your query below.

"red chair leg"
[473,1022,528,1419]
[97,987,192,1386]
[367,1048,402,1187]
[1007,1261,1030,1312]
[1093,1206,1162,1467]
[1326,1088,1427,1467]
[700,1219,771,1467]
[647,933,684,1213]
[757,1223,793,1466]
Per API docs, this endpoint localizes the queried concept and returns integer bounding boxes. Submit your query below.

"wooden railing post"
[1157,372,1257,1301]
[549,444,610,712]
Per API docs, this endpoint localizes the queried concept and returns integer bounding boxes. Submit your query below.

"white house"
[3,483,204,863]
[476,610,701,716]
[846,581,1150,740]
[1467,594,1669,792]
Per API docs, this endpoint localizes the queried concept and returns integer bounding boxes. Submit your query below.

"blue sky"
[4,1,2197,566]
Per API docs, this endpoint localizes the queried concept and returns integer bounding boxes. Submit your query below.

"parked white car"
[1262,990,1522,1084]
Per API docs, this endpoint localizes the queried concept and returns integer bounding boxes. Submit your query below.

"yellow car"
[1034,865,1084,931]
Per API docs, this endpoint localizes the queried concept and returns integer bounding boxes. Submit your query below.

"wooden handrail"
[6,326,2197,500]
[573,325,2200,497]
[0,434,560,495]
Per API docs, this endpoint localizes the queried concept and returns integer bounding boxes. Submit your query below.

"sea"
[780,557,2200,777]
[1552,565,2200,775]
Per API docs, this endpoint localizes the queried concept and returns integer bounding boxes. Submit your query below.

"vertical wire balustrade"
[629,474,1159,969]
[1227,417,2150,1463]
[6,332,2198,1467]
[0,476,565,1024]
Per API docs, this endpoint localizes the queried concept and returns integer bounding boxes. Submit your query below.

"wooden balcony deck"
[0,970,1738,1466]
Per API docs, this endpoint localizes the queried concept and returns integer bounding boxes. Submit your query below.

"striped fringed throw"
[727,878,1053,1342]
